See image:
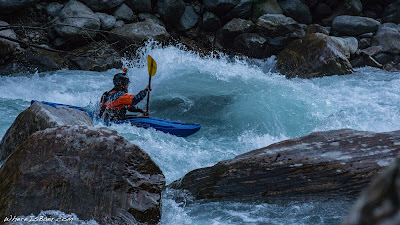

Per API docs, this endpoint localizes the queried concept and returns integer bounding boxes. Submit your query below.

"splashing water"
[1,42,400,224]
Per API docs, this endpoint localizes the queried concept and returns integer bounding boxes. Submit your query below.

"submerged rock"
[0,102,92,162]
[343,157,400,225]
[276,33,353,78]
[0,125,165,224]
[170,129,400,200]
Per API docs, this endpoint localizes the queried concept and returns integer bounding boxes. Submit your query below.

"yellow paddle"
[146,55,157,114]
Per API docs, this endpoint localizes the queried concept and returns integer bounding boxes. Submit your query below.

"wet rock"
[45,2,64,18]
[54,0,100,43]
[202,11,221,32]
[252,0,282,21]
[374,53,395,65]
[256,14,303,38]
[382,0,400,24]
[331,15,380,36]
[330,36,358,59]
[156,0,185,25]
[84,0,124,11]
[350,54,383,69]
[359,45,383,56]
[276,33,353,78]
[0,0,39,14]
[96,13,117,31]
[178,6,199,31]
[233,33,268,58]
[203,0,240,16]
[305,24,329,35]
[126,0,152,13]
[113,3,134,23]
[373,23,400,54]
[0,125,165,224]
[169,129,400,200]
[222,18,254,43]
[0,102,92,162]
[225,0,253,20]
[278,0,312,24]
[343,157,400,225]
[109,20,170,46]
[0,21,20,58]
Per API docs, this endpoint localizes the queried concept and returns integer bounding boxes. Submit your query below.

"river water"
[1,43,400,224]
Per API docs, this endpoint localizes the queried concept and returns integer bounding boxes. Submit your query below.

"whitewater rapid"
[1,43,400,224]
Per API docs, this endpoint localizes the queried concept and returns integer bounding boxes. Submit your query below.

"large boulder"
[0,21,20,58]
[84,0,123,11]
[0,0,39,14]
[343,0,362,16]
[177,6,199,31]
[202,11,221,32]
[382,0,400,24]
[113,3,134,22]
[169,129,400,200]
[109,20,170,46]
[54,0,101,42]
[126,0,152,13]
[203,0,240,16]
[156,0,185,25]
[331,15,380,36]
[330,36,358,59]
[0,102,92,162]
[46,2,64,18]
[373,23,400,54]
[96,12,117,31]
[252,0,282,21]
[222,18,255,43]
[276,33,353,78]
[278,0,312,24]
[0,125,165,224]
[343,157,400,225]
[225,0,253,20]
[256,14,303,38]
[233,33,268,58]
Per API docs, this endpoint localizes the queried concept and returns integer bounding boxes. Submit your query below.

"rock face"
[0,102,92,162]
[0,125,165,224]
[54,0,101,42]
[277,33,353,78]
[343,157,400,225]
[331,15,380,36]
[109,20,170,45]
[373,23,400,54]
[169,129,400,200]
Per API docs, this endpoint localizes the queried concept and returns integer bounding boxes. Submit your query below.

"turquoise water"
[1,43,400,224]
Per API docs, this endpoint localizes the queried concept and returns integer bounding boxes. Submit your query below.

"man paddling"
[99,69,151,121]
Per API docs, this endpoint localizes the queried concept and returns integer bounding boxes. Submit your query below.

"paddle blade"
[147,55,157,76]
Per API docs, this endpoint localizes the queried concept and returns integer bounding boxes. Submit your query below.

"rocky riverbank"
[0,0,399,77]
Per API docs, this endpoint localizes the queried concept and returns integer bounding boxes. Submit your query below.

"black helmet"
[113,73,130,87]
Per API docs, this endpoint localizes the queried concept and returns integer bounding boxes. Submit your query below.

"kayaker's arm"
[131,86,151,105]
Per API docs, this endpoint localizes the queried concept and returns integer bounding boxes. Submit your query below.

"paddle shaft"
[146,75,151,113]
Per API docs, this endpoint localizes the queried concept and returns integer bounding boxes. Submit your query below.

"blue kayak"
[31,101,201,137]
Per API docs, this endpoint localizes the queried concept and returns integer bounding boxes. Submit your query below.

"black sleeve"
[131,89,148,105]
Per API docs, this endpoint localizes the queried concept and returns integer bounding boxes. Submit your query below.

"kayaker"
[99,70,151,120]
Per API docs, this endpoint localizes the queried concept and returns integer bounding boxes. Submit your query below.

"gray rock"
[343,0,362,16]
[374,53,395,65]
[156,0,186,25]
[277,33,353,78]
[0,125,165,224]
[170,129,400,200]
[222,18,254,43]
[54,0,100,42]
[203,0,240,15]
[226,0,253,20]
[350,54,383,69]
[358,38,372,49]
[84,0,124,11]
[0,0,39,14]
[252,0,282,21]
[138,13,165,26]
[109,20,170,45]
[359,32,374,38]
[373,23,400,54]
[0,21,20,57]
[113,3,134,22]
[331,36,358,58]
[0,102,92,162]
[313,3,331,20]
[202,11,221,32]
[382,0,400,24]
[256,14,303,38]
[278,0,312,24]
[46,2,64,18]
[126,0,152,13]
[343,157,400,225]
[305,24,329,35]
[332,15,380,36]
[359,45,383,56]
[115,20,125,28]
[96,13,116,31]
[233,33,268,58]
[178,6,199,31]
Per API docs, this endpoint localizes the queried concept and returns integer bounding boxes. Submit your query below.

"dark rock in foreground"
[0,125,165,224]
[0,102,92,162]
[169,129,400,200]
[343,157,400,225]
[277,33,353,78]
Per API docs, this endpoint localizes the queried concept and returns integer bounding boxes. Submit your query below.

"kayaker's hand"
[142,110,149,115]
[146,85,152,92]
